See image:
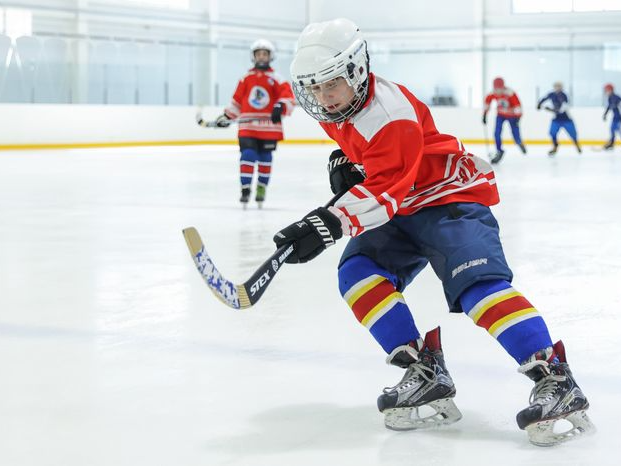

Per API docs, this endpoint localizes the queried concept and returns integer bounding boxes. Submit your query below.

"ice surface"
[0,144,619,466]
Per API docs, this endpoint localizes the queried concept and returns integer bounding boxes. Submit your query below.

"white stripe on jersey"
[350,76,418,142]
[239,124,282,132]
[334,186,394,236]
[401,154,495,210]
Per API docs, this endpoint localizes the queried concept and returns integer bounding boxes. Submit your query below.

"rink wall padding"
[0,104,615,150]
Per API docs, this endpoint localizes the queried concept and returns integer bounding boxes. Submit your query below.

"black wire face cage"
[292,78,369,123]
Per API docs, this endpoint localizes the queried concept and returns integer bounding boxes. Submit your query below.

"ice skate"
[490,150,504,164]
[548,144,558,157]
[518,143,527,154]
[603,141,614,151]
[575,143,582,154]
[255,185,266,209]
[377,327,462,431]
[240,187,251,209]
[517,340,594,446]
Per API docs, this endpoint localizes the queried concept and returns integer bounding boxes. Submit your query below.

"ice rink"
[1,143,620,466]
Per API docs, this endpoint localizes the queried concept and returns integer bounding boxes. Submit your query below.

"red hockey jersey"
[484,88,522,118]
[225,67,295,141]
[321,73,499,238]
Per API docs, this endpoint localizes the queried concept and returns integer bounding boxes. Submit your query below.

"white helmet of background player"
[251,39,275,70]
[290,18,369,123]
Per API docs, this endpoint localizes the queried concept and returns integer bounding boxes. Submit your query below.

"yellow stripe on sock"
[487,308,538,336]
[344,275,386,308]
[361,292,404,328]
[470,290,522,323]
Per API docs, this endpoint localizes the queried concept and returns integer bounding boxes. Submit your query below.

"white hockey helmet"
[250,39,276,64]
[290,18,369,123]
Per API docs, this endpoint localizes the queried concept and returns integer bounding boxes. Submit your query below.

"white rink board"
[0,103,615,146]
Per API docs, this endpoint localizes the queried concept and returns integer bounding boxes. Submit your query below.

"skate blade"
[257,202,263,209]
[384,398,462,431]
[525,409,595,447]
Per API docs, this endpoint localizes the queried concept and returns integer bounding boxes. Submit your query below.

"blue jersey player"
[603,83,621,150]
[537,82,581,156]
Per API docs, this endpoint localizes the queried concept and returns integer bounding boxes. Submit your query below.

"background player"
[483,77,526,164]
[273,18,593,446]
[537,82,581,156]
[603,83,621,151]
[209,39,294,208]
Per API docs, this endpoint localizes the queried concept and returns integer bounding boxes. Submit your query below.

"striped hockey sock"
[460,279,553,364]
[240,148,258,188]
[257,151,272,187]
[338,255,420,353]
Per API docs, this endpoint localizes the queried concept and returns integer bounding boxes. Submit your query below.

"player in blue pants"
[603,83,621,150]
[537,82,581,156]
[274,18,594,446]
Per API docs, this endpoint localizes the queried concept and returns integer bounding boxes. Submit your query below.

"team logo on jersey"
[248,85,270,109]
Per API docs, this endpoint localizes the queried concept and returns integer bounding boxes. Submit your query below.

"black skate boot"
[519,143,527,154]
[517,340,595,446]
[377,327,462,431]
[603,140,614,150]
[490,150,504,164]
[255,185,266,208]
[575,143,582,154]
[240,187,251,209]
[548,144,558,156]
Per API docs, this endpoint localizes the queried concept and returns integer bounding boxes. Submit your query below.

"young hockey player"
[537,82,581,156]
[603,83,621,150]
[274,18,594,446]
[207,39,294,208]
[482,77,526,164]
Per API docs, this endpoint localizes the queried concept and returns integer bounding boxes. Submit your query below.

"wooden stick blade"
[182,227,251,310]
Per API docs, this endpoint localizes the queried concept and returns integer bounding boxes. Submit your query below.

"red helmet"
[604,83,614,93]
[493,77,505,89]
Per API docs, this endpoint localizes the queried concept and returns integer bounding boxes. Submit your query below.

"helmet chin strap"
[254,62,270,70]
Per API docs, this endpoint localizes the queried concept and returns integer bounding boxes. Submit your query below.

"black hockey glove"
[271,103,283,123]
[327,149,365,194]
[273,207,343,264]
[215,113,232,128]
[482,113,487,125]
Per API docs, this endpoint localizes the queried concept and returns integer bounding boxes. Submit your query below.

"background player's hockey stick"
[195,106,271,128]
[182,191,345,310]
[196,116,272,128]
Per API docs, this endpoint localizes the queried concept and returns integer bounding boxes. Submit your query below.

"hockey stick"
[195,106,271,128]
[196,117,272,128]
[182,191,346,310]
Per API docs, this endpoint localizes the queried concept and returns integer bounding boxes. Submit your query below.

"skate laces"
[383,357,436,394]
[520,360,566,404]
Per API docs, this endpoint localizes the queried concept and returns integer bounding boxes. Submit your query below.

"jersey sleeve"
[329,120,425,237]
[509,92,522,116]
[276,80,295,116]
[483,93,494,112]
[225,78,245,119]
[537,93,550,107]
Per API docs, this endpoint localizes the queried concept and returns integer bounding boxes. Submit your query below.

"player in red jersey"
[272,18,593,446]
[214,39,295,207]
[482,77,526,164]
